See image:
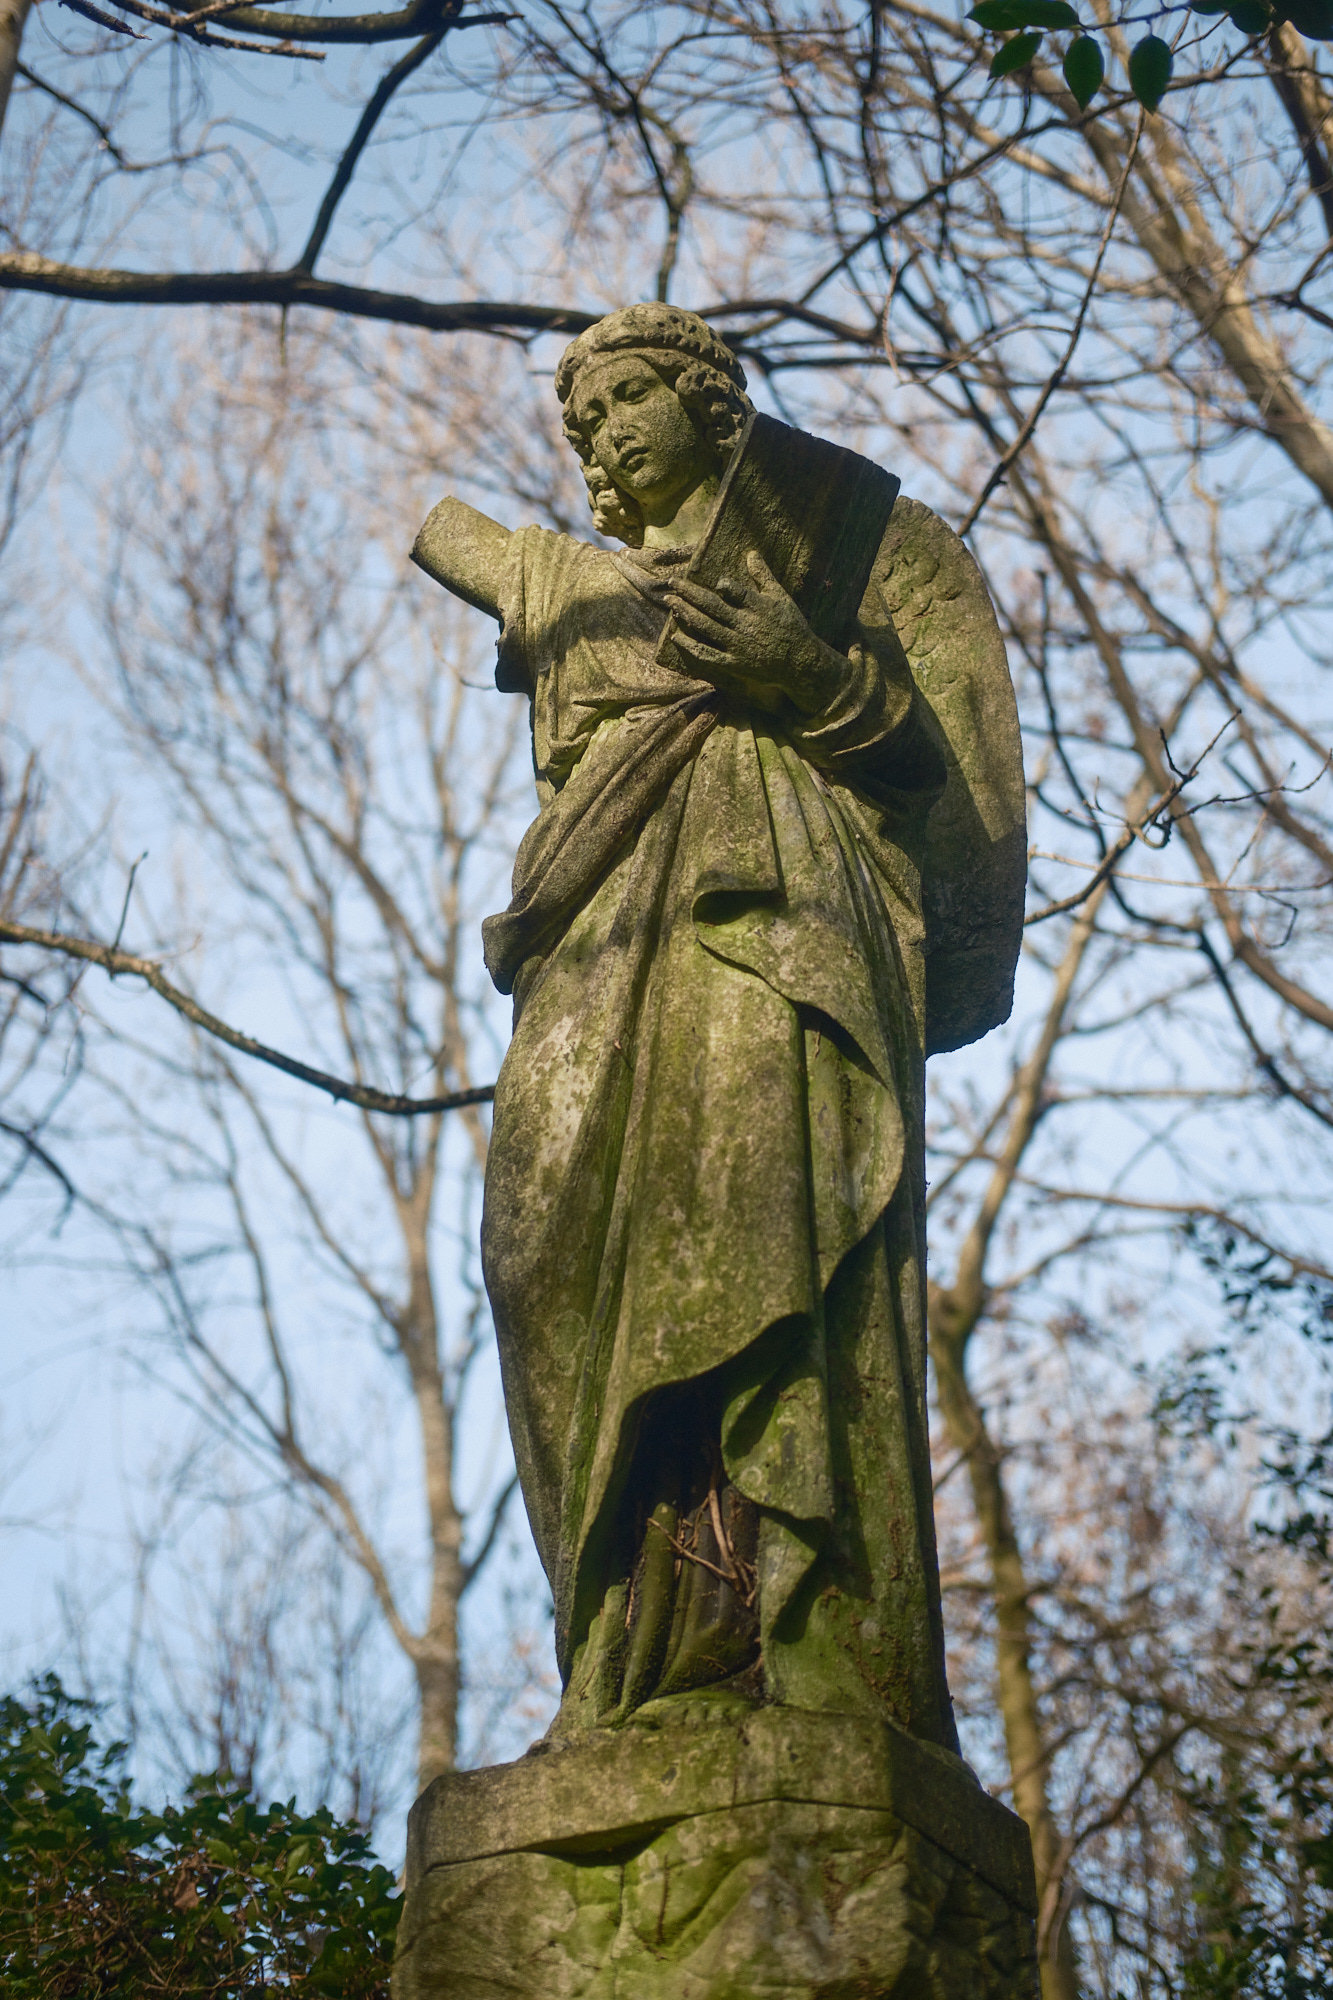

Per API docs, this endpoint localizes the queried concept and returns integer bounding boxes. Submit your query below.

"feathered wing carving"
[873,498,1027,1055]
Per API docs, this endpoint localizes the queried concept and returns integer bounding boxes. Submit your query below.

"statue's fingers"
[670,577,737,624]
[714,574,750,608]
[668,599,735,649]
[744,549,780,592]
[670,632,731,671]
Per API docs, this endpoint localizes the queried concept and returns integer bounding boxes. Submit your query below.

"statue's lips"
[613,446,650,474]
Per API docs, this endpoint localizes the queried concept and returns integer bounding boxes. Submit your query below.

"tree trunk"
[928,883,1118,2000]
[0,0,32,144]
[415,1646,461,1795]
[401,1226,465,1792]
[1075,98,1333,516]
[932,1311,1081,2000]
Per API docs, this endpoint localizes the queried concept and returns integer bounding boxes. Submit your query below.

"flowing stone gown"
[479,504,1022,1751]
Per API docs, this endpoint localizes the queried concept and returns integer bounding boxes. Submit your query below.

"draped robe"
[479,524,959,1750]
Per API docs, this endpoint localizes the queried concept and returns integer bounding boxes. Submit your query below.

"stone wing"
[872,498,1027,1055]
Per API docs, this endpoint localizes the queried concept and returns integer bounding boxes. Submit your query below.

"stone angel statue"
[412,304,1025,1754]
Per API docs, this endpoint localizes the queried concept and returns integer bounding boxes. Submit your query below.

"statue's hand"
[666,552,846,715]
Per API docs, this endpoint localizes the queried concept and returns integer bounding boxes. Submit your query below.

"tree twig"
[1195,927,1333,1132]
[1025,716,1237,925]
[958,115,1143,540]
[296,27,451,273]
[0,1112,77,1212]
[0,918,495,1116]
[459,1473,519,1592]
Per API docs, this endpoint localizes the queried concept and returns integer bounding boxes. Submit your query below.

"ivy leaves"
[991,27,1044,72]
[968,0,1108,98]
[1127,33,1173,109]
[967,0,1146,107]
[1063,34,1105,106]
[969,0,1078,24]
[968,0,1333,118]
[1192,0,1333,34]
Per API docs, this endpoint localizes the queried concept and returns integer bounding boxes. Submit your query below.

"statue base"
[392,1701,1040,1999]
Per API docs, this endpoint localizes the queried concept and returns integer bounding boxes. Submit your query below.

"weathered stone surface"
[873,497,1027,1057]
[404,305,1034,1998]
[411,305,1026,1746]
[393,1704,1039,1999]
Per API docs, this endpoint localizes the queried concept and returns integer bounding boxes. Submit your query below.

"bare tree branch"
[0,918,495,1115]
[296,28,451,274]
[0,1109,77,1210]
[1195,927,1333,1132]
[459,1472,518,1594]
[0,255,596,337]
[958,115,1143,539]
[1025,725,1233,926]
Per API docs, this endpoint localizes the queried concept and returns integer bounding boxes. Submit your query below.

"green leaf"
[1063,34,1104,104]
[970,0,1027,23]
[970,0,1075,23]
[1278,0,1333,36]
[990,29,1043,73]
[1227,0,1272,25]
[1190,0,1232,12]
[1127,33,1173,109]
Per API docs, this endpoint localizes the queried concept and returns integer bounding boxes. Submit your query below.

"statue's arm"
[410,496,513,620]
[665,555,934,787]
[782,615,945,799]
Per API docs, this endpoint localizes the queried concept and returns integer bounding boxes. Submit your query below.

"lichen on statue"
[411,302,1021,1750]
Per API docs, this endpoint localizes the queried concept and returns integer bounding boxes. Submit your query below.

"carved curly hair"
[555,305,754,546]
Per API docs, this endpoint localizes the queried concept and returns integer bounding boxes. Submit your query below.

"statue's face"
[569,354,711,518]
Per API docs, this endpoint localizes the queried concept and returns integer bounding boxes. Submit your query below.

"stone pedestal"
[392,1703,1040,1999]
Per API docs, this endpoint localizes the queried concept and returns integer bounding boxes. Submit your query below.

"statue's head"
[556,305,753,546]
